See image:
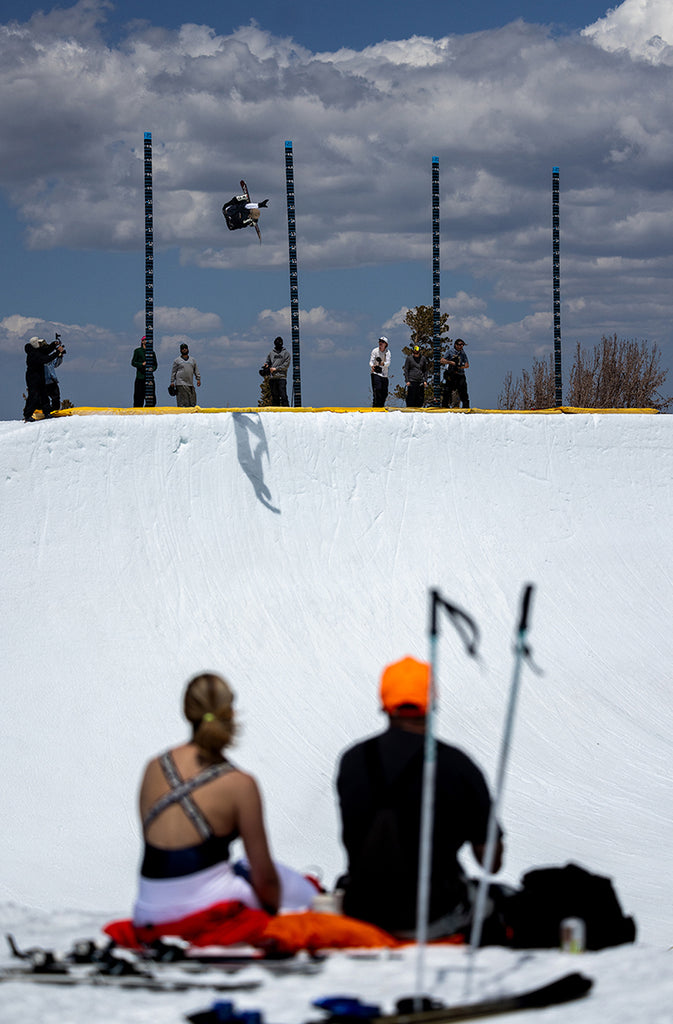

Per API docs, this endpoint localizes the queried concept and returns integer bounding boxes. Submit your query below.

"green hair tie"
[202,712,216,723]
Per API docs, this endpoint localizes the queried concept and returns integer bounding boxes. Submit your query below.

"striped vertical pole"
[285,141,302,407]
[552,167,562,406]
[143,132,156,406]
[431,156,441,405]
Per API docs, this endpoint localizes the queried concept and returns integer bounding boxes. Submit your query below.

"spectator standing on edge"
[441,338,470,409]
[403,346,429,408]
[23,336,65,422]
[170,344,201,407]
[336,655,504,938]
[44,339,65,414]
[265,337,290,406]
[132,337,158,408]
[369,337,391,408]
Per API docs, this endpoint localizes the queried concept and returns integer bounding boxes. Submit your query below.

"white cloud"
[447,291,488,314]
[1,0,672,302]
[258,305,352,334]
[2,1,673,406]
[151,307,223,332]
[130,303,361,369]
[583,0,673,65]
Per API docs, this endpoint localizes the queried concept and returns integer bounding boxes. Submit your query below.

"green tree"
[498,336,672,411]
[258,363,273,407]
[392,305,451,406]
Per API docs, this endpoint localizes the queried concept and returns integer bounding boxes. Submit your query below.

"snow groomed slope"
[1,409,671,946]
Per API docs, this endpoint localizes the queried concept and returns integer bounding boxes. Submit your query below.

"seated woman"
[133,672,315,929]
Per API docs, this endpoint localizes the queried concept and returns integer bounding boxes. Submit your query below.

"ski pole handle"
[430,589,479,656]
[518,584,535,633]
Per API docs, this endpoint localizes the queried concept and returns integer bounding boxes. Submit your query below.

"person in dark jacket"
[336,655,503,938]
[264,337,291,406]
[403,346,429,408]
[441,338,470,409]
[23,336,65,422]
[132,337,158,407]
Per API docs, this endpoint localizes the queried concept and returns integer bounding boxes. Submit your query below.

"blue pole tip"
[432,156,439,163]
[552,166,559,172]
[285,141,293,148]
[144,132,152,140]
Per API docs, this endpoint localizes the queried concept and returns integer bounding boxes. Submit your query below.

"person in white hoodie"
[369,337,391,408]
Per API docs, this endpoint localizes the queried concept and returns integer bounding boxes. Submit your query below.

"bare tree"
[497,355,555,410]
[567,336,672,410]
[498,336,672,411]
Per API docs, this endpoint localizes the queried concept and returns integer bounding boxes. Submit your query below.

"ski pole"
[415,589,479,1005]
[468,583,536,962]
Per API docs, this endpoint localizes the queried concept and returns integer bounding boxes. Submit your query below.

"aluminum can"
[560,917,586,952]
[312,890,344,914]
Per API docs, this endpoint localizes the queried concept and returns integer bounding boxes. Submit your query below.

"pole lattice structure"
[431,157,441,404]
[143,132,156,405]
[552,167,562,406]
[285,141,302,407]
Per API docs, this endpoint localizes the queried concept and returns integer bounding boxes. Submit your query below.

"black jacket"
[25,342,58,389]
[336,726,499,930]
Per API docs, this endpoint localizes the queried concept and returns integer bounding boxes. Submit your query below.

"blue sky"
[2,0,673,414]
[0,1,614,50]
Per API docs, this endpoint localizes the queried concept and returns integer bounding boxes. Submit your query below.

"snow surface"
[1,409,672,1022]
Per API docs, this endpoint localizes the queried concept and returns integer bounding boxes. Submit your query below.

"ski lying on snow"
[3,932,321,990]
[145,939,325,975]
[0,964,262,992]
[185,974,593,1024]
[308,973,593,1024]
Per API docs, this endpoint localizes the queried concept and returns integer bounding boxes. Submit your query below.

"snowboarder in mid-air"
[222,180,268,242]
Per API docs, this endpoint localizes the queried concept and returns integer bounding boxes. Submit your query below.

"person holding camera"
[44,334,66,414]
[23,335,66,422]
[369,337,391,408]
[441,338,470,409]
[264,337,290,406]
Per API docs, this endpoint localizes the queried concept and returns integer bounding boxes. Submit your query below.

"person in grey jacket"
[170,344,201,407]
[265,337,290,406]
[403,346,429,408]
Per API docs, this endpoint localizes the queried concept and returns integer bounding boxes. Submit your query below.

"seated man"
[336,656,503,938]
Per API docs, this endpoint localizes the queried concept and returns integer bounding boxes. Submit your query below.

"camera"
[372,357,383,375]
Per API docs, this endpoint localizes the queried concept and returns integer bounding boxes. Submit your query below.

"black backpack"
[505,862,636,950]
